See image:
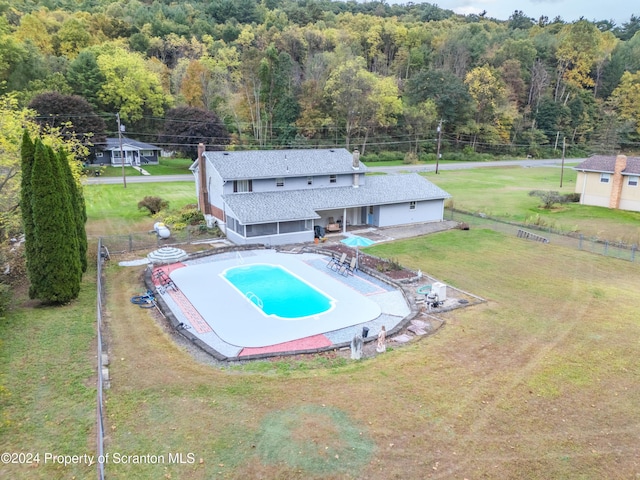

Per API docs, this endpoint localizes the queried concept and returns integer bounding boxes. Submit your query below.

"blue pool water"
[221,264,334,319]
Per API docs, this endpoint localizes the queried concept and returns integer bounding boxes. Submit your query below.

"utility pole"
[116,113,126,188]
[560,137,566,187]
[435,119,443,174]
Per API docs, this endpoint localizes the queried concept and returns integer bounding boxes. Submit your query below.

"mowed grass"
[4,170,640,479]
[0,271,97,479]
[98,229,640,479]
[86,158,194,177]
[141,157,194,175]
[83,182,196,236]
[425,166,640,243]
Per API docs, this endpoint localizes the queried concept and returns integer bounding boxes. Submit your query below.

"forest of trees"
[1,0,640,159]
[2,0,640,307]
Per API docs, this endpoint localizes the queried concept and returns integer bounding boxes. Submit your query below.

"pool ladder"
[245,291,263,310]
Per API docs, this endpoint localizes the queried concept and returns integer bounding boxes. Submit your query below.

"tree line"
[2,0,640,308]
[1,1,640,158]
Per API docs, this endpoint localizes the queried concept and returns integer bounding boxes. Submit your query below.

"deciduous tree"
[610,70,640,135]
[96,46,170,123]
[28,91,107,146]
[157,106,230,157]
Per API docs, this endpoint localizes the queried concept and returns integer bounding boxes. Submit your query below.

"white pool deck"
[157,250,412,357]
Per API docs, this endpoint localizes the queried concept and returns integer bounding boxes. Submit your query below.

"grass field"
[425,166,640,243]
[0,271,97,479]
[96,229,640,479]
[85,158,193,177]
[84,182,196,236]
[3,168,640,479]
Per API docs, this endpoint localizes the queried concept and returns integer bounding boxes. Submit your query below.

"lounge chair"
[328,252,346,270]
[340,257,357,276]
[326,252,339,268]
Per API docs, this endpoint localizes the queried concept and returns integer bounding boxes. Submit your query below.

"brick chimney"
[352,149,360,188]
[609,154,627,209]
[197,143,211,215]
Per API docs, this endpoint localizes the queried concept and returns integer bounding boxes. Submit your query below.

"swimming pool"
[222,263,335,319]
[167,252,388,348]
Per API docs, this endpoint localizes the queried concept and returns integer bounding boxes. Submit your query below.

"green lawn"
[84,182,196,236]
[426,166,640,243]
[0,271,97,479]
[4,167,640,479]
[99,228,640,479]
[84,158,193,177]
[140,157,193,175]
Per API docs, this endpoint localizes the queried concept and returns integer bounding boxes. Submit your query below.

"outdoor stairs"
[132,166,151,175]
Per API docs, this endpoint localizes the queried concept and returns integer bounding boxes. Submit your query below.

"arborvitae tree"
[20,130,37,289]
[58,148,88,272]
[29,140,81,303]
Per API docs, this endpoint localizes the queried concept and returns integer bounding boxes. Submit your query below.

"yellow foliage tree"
[610,71,640,134]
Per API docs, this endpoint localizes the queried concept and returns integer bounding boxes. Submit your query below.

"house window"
[307,176,313,185]
[628,176,638,187]
[276,177,284,187]
[141,150,153,156]
[233,180,253,193]
[96,152,103,158]
[329,175,337,184]
[409,201,416,210]
[600,173,611,183]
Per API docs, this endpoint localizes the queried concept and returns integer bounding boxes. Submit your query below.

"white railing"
[245,291,263,309]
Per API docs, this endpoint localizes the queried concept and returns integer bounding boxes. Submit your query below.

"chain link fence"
[96,239,106,480]
[96,229,224,254]
[446,208,639,263]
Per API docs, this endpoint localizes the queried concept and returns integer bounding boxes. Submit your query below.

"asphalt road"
[83,158,584,185]
[84,173,195,185]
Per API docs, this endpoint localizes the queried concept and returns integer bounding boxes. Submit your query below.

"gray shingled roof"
[575,155,640,175]
[105,137,160,151]
[222,173,451,224]
[204,148,367,180]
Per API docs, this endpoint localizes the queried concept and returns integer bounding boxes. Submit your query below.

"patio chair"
[340,257,357,276]
[325,216,341,233]
[329,253,347,271]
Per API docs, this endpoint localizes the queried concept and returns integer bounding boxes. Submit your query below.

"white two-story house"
[191,146,451,246]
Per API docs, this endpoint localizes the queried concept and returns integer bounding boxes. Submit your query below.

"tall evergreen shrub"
[58,148,88,272]
[29,140,81,303]
[20,130,37,294]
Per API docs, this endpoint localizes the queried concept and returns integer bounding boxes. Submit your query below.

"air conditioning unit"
[431,282,447,301]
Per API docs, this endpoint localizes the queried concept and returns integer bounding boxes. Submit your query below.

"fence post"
[632,245,636,262]
[604,240,608,256]
[128,234,133,252]
[579,234,583,250]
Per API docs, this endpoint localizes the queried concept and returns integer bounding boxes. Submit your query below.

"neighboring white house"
[91,137,161,166]
[574,155,640,211]
[190,146,451,246]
